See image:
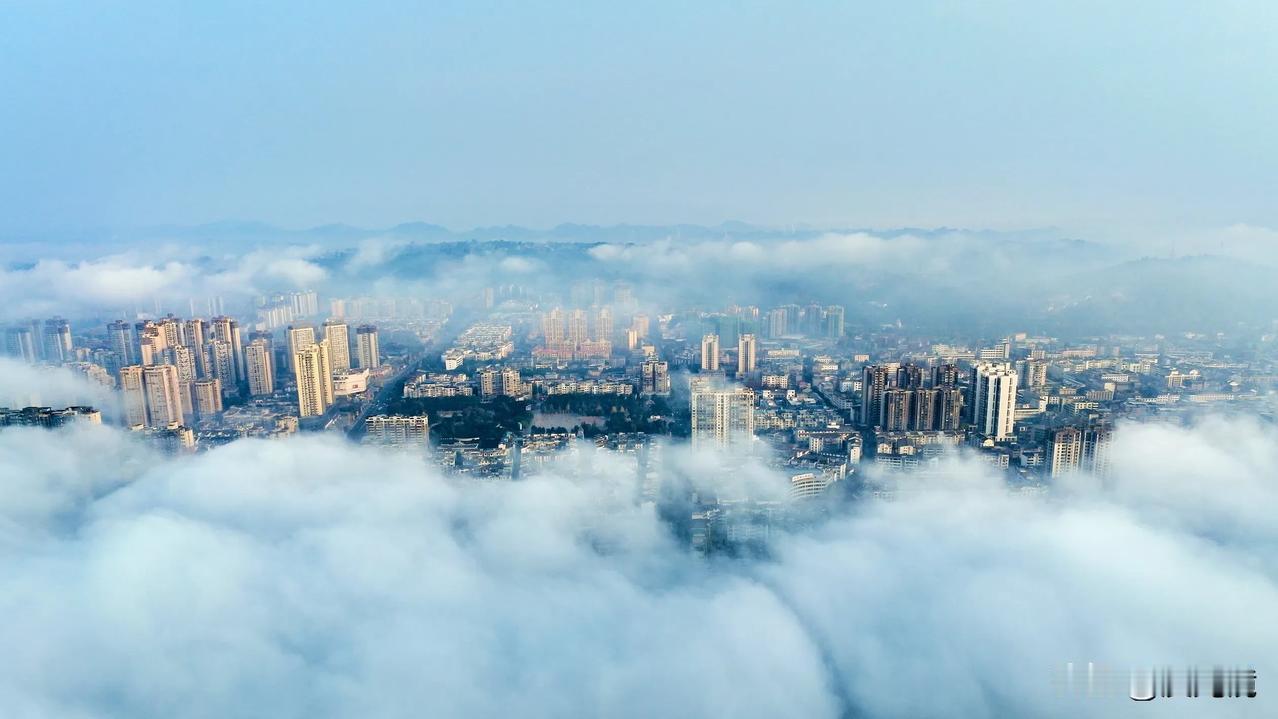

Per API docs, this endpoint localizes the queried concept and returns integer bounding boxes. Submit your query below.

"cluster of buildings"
[1,295,397,451]
[7,271,1278,557]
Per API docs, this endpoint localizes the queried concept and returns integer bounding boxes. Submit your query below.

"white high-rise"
[970,362,1018,441]
[737,333,757,377]
[700,333,720,372]
[364,415,430,448]
[356,325,380,369]
[322,320,351,372]
[690,380,755,451]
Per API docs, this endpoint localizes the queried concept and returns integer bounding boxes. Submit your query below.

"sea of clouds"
[1,363,1275,718]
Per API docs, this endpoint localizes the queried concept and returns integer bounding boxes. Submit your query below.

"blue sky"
[1,0,1275,233]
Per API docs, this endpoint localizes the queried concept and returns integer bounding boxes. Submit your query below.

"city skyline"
[1,3,1276,717]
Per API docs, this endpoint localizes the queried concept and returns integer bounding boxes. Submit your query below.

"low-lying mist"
[1,411,1274,718]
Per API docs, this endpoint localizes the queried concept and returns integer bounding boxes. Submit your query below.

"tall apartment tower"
[1049,427,1083,477]
[882,388,913,431]
[970,363,1018,441]
[823,305,845,338]
[5,326,37,363]
[737,334,757,377]
[593,307,613,342]
[322,320,351,372]
[1083,424,1113,477]
[356,325,380,369]
[107,320,134,366]
[245,338,275,396]
[295,340,334,418]
[287,325,317,374]
[859,364,893,428]
[209,316,244,384]
[542,309,566,346]
[700,333,720,372]
[204,340,236,390]
[142,364,183,429]
[42,318,73,363]
[690,381,755,451]
[171,344,198,421]
[1052,423,1114,478]
[119,365,149,427]
[640,360,671,395]
[766,308,787,338]
[193,378,223,416]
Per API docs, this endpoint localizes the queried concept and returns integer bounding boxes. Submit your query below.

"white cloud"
[0,414,1273,717]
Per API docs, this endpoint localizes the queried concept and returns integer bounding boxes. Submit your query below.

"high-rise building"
[593,307,613,342]
[912,388,939,431]
[1018,359,1048,392]
[690,381,755,451]
[356,325,381,369]
[107,320,134,366]
[882,388,912,431]
[3,326,37,363]
[135,320,166,365]
[737,334,757,377]
[290,290,319,317]
[932,363,960,388]
[1053,423,1114,478]
[823,305,845,338]
[700,334,720,372]
[185,318,207,376]
[970,363,1018,441]
[287,325,317,374]
[245,338,275,396]
[766,308,787,338]
[171,345,198,420]
[567,310,589,345]
[42,318,72,363]
[119,365,148,427]
[295,340,334,418]
[209,316,244,384]
[193,378,223,417]
[479,368,500,396]
[542,308,566,346]
[859,364,893,428]
[322,320,351,372]
[937,387,964,430]
[364,415,430,448]
[640,360,670,395]
[1083,423,1113,477]
[896,363,926,390]
[142,364,183,428]
[1049,427,1083,477]
[205,340,236,390]
[156,316,184,348]
[802,304,824,336]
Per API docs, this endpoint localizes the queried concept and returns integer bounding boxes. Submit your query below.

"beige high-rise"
[245,338,275,396]
[119,365,148,427]
[142,364,182,428]
[295,339,334,417]
[322,320,351,372]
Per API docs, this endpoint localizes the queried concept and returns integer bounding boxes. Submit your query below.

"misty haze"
[2,2,1277,718]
